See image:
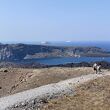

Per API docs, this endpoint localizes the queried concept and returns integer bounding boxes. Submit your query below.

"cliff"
[0,43,109,61]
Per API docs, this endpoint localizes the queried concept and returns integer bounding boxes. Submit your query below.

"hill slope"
[0,43,109,61]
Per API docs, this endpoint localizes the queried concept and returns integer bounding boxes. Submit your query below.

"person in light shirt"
[93,63,101,74]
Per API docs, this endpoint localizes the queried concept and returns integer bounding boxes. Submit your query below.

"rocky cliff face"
[0,47,12,60]
[0,43,108,61]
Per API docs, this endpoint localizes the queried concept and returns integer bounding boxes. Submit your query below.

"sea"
[23,41,110,65]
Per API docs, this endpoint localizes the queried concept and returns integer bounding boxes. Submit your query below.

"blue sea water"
[26,41,110,65]
[31,57,110,65]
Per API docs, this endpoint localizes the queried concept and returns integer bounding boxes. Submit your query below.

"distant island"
[0,43,110,61]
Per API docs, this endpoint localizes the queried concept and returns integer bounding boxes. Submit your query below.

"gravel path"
[0,71,110,110]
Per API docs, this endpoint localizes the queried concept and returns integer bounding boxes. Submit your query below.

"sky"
[0,0,110,42]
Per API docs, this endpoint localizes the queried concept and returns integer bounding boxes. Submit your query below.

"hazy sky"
[0,0,110,42]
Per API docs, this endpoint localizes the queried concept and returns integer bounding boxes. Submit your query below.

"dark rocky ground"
[0,61,110,69]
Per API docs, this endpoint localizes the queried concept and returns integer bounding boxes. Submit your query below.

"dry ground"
[0,67,94,97]
[41,75,110,110]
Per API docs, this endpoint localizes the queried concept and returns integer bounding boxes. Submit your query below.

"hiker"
[93,63,97,73]
[97,64,101,73]
[93,63,101,74]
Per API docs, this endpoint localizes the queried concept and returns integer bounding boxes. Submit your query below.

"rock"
[31,100,35,105]
[4,69,8,72]
[37,108,40,110]
[21,102,26,106]
[0,68,8,72]
[14,104,18,108]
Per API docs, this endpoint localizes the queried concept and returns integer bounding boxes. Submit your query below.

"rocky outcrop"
[0,61,46,68]
[0,43,109,61]
[0,61,109,69]
[52,61,110,69]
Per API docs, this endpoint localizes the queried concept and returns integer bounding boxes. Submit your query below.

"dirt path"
[0,71,110,110]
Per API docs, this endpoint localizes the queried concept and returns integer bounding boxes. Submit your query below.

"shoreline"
[0,61,110,69]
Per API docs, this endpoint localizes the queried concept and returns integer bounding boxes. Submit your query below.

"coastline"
[0,60,110,69]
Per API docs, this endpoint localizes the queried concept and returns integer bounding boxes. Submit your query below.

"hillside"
[42,75,110,110]
[0,43,109,61]
[0,67,93,97]
[0,67,109,110]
